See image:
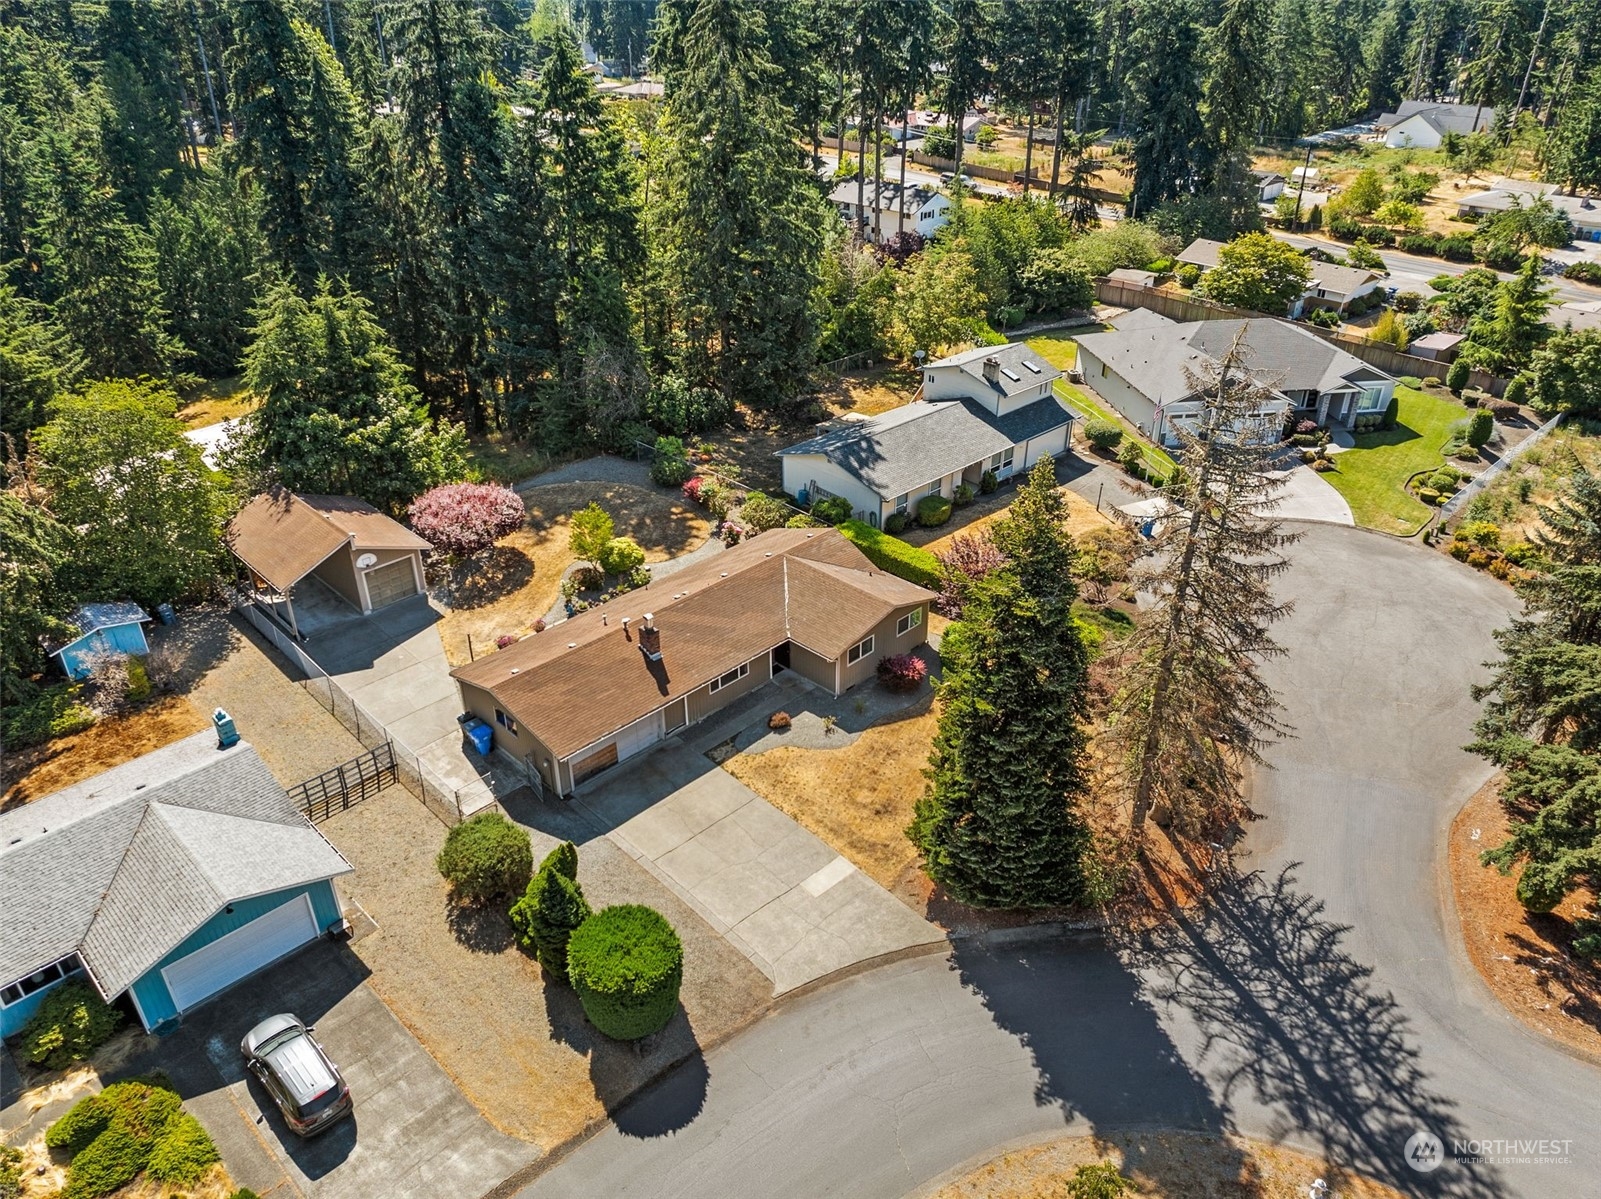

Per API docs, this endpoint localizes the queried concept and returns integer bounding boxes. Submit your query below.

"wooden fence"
[1092,278,1509,396]
[290,742,397,823]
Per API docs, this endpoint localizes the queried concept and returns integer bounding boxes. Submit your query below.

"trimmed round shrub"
[739,491,791,533]
[1501,376,1529,409]
[597,536,646,576]
[785,513,822,528]
[952,482,975,508]
[1082,418,1122,450]
[1466,408,1494,447]
[567,905,684,1040]
[21,981,122,1071]
[810,495,853,525]
[436,811,533,904]
[1174,262,1202,288]
[408,483,525,558]
[884,511,909,534]
[1445,358,1470,394]
[916,495,953,527]
[978,469,999,495]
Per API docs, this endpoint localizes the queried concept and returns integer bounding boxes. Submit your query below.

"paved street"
[516,523,1601,1199]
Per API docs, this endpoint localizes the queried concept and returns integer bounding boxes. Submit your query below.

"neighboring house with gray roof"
[0,732,350,1036]
[829,180,952,244]
[1378,100,1495,148]
[1075,310,1398,446]
[778,343,1072,526]
[1455,180,1601,243]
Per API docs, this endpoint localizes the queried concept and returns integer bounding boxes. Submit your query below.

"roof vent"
[764,552,772,558]
[510,667,520,674]
[720,572,728,577]
[567,642,577,649]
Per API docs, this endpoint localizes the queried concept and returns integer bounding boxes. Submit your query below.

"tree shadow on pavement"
[544,980,708,1139]
[1125,863,1503,1198]
[949,932,1248,1197]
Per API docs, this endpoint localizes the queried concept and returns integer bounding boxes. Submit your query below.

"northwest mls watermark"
[1404,1127,1575,1171]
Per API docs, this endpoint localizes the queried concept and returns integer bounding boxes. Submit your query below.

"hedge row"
[47,1078,218,1199]
[838,520,942,589]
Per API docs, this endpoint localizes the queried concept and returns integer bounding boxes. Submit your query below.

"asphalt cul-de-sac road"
[514,523,1601,1199]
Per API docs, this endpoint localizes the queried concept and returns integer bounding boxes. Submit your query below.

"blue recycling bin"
[463,718,493,757]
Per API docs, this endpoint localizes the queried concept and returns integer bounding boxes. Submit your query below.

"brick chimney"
[638,612,662,661]
[982,356,1001,384]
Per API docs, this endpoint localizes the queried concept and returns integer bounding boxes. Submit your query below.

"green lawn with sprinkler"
[1320,386,1471,535]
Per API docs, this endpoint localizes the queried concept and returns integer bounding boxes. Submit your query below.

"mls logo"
[1404,1128,1445,1173]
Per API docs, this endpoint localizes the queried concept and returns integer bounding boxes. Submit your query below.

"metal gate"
[290,742,398,822]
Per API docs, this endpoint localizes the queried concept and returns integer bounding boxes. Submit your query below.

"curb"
[476,920,1114,1198]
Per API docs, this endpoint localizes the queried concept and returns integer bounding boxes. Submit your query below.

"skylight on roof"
[1000,368,1021,382]
[1022,361,1041,373]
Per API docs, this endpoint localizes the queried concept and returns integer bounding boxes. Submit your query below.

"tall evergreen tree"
[1462,251,1553,375]
[227,0,372,288]
[242,279,467,512]
[934,0,994,179]
[0,494,75,704]
[1547,64,1601,194]
[0,284,79,450]
[1125,0,1207,217]
[1202,0,1273,223]
[649,0,825,401]
[1106,332,1298,834]
[908,459,1098,908]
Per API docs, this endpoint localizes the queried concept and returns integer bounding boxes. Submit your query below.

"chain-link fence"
[230,590,466,826]
[1438,413,1564,524]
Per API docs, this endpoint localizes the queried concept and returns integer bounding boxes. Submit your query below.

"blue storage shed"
[51,603,153,680]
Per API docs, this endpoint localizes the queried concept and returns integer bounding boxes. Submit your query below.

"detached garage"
[0,732,351,1037]
[227,487,432,639]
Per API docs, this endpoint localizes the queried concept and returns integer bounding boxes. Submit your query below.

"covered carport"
[226,488,432,639]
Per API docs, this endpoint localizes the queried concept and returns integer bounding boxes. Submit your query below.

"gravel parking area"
[321,787,768,1150]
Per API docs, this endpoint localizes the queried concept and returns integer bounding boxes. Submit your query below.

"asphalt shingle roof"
[927,342,1061,399]
[1076,314,1396,404]
[452,529,935,759]
[778,401,1014,498]
[227,489,431,593]
[0,733,351,997]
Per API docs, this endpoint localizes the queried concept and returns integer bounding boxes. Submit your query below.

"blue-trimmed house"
[49,603,154,681]
[0,732,351,1037]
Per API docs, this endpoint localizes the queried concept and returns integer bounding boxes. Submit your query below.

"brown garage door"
[365,558,419,609]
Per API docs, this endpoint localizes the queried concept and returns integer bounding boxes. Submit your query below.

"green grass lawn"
[1321,386,1467,535]
[1027,331,1180,476]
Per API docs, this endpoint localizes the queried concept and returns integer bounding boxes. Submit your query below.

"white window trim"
[709,662,751,694]
[847,636,874,665]
[495,708,517,734]
[897,609,922,636]
[1,955,84,1007]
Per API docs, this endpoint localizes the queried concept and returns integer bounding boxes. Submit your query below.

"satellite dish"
[356,552,379,569]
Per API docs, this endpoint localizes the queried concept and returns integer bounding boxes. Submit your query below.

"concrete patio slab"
[1269,466,1355,526]
[577,737,941,994]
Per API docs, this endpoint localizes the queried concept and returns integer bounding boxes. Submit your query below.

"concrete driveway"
[1270,465,1354,524]
[127,940,534,1199]
[308,595,519,815]
[577,719,940,995]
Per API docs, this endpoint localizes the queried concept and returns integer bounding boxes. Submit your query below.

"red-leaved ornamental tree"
[408,483,526,558]
[933,532,1008,618]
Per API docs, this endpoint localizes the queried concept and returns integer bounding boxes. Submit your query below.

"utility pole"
[1291,143,1315,231]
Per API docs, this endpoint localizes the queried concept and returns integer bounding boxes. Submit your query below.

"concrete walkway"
[575,688,940,995]
[308,595,519,816]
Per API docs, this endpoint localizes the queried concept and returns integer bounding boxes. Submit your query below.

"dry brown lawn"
[912,482,1112,554]
[434,481,710,666]
[723,700,938,890]
[176,375,257,428]
[2,696,209,809]
[1450,776,1601,1064]
[933,1131,1409,1199]
[815,366,920,418]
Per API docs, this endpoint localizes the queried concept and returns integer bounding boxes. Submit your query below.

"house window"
[847,636,874,665]
[1,956,83,1007]
[1357,387,1387,412]
[494,708,517,735]
[894,492,909,514]
[1001,446,1016,470]
[709,662,750,694]
[925,480,941,497]
[896,609,922,636]
[988,452,1003,470]
[1100,362,1108,377]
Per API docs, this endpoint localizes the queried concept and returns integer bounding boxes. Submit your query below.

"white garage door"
[364,558,419,609]
[162,894,318,1013]
[614,711,664,763]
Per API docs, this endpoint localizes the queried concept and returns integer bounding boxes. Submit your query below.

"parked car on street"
[241,1013,353,1136]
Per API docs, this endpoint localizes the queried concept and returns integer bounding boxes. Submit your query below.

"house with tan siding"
[450,528,934,796]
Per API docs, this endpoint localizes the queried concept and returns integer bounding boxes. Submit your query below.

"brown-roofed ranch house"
[226,488,432,638]
[451,527,935,796]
